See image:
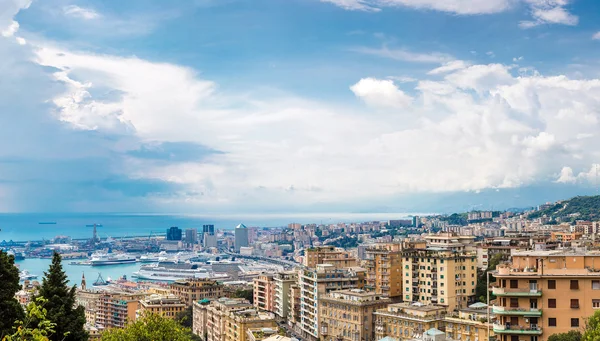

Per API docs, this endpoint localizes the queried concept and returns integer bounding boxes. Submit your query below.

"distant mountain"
[528,195,600,222]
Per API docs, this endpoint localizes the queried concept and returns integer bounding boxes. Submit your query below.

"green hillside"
[529,195,600,222]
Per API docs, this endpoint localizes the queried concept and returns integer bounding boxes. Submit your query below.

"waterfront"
[16,257,141,286]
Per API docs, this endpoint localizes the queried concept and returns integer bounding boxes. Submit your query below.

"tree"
[475,253,508,303]
[101,313,194,341]
[0,250,25,339]
[34,252,87,341]
[3,297,56,341]
[232,289,254,304]
[583,310,600,341]
[549,330,582,341]
[175,306,193,328]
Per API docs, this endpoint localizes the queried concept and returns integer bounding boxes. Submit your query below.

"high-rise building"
[319,289,391,341]
[184,228,198,245]
[273,271,298,319]
[95,291,147,328]
[169,278,224,306]
[493,250,600,341]
[167,226,182,241]
[365,243,403,298]
[298,264,365,341]
[235,223,249,252]
[303,245,357,268]
[253,274,276,313]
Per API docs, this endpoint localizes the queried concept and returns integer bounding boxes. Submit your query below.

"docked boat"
[19,270,38,281]
[90,252,136,266]
[131,263,224,282]
[139,251,169,263]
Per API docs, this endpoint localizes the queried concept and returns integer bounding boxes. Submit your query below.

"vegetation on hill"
[439,213,468,226]
[529,195,600,222]
[0,251,25,339]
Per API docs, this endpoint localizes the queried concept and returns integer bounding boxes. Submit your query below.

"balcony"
[492,306,542,316]
[492,287,542,297]
[493,324,542,335]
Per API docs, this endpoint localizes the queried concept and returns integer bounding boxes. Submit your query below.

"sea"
[2,212,422,285]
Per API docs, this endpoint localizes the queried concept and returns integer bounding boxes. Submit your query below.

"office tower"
[365,243,403,297]
[298,264,365,341]
[167,226,182,241]
[184,228,198,245]
[201,224,217,248]
[493,250,600,341]
[253,274,275,312]
[319,289,391,341]
[235,223,249,252]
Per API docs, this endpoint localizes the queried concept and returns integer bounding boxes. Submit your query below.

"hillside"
[529,195,600,222]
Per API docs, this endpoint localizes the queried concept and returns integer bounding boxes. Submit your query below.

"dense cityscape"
[3,195,600,340]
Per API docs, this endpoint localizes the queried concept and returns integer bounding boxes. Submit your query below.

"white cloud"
[427,60,469,75]
[63,5,100,20]
[593,32,600,40]
[486,51,495,58]
[556,166,576,183]
[350,78,412,108]
[520,0,578,28]
[513,56,524,62]
[387,76,417,83]
[1,20,19,37]
[351,46,453,63]
[320,0,380,12]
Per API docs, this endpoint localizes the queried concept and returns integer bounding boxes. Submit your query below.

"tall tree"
[549,330,582,341]
[101,313,194,341]
[0,250,25,339]
[34,252,87,341]
[583,310,600,341]
[3,297,56,341]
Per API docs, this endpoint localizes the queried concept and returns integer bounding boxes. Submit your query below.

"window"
[510,298,519,308]
[549,318,557,327]
[548,280,556,289]
[548,299,556,308]
[571,280,579,290]
[593,299,600,308]
[510,280,518,289]
[571,318,579,327]
[593,281,600,290]
[571,299,580,308]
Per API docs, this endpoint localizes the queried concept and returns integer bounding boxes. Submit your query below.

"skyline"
[2,0,600,213]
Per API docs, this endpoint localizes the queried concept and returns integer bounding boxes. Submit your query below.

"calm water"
[16,257,142,287]
[0,213,420,242]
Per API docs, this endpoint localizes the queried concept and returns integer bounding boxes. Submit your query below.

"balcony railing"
[492,287,542,297]
[492,306,542,316]
[493,324,543,335]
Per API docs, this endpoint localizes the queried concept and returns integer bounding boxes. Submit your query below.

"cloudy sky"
[1,0,600,214]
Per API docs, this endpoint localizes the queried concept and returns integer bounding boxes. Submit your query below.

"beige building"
[298,264,365,340]
[365,243,403,298]
[444,303,494,341]
[96,291,146,329]
[288,283,301,327]
[493,250,600,341]
[304,246,357,268]
[224,309,277,341]
[374,303,446,340]
[254,274,276,313]
[139,294,186,319]
[169,278,224,306]
[402,247,478,311]
[273,271,297,319]
[319,289,391,341]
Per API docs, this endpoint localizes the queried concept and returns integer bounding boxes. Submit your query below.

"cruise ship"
[132,263,228,282]
[19,270,38,281]
[90,252,137,266]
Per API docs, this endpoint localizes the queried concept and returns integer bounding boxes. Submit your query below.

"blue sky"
[1,0,600,213]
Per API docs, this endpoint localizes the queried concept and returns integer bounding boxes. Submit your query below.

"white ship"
[139,251,169,263]
[19,270,38,281]
[132,263,227,282]
[90,252,137,266]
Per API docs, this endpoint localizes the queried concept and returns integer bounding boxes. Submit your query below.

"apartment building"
[194,297,254,341]
[139,294,186,319]
[76,289,103,326]
[96,292,146,329]
[169,278,224,306]
[550,232,582,243]
[423,232,476,252]
[224,309,277,341]
[254,274,276,313]
[273,271,298,319]
[493,250,600,341]
[319,289,391,341]
[365,243,403,298]
[374,302,446,340]
[304,246,357,268]
[298,264,365,340]
[402,247,478,311]
[288,283,301,327]
[443,303,494,341]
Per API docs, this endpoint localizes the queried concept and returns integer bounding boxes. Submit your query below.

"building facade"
[139,294,186,319]
[365,243,403,298]
[254,274,276,313]
[274,271,297,319]
[235,224,249,252]
[169,278,224,306]
[304,246,357,268]
[374,303,446,340]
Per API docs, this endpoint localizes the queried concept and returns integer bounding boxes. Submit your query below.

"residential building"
[194,297,254,341]
[76,289,103,326]
[139,294,186,319]
[443,302,494,341]
[298,264,365,340]
[288,283,301,328]
[319,289,391,341]
[167,226,182,241]
[493,250,600,341]
[402,247,478,311]
[550,231,582,243]
[273,271,297,319]
[96,292,146,329]
[303,246,357,268]
[169,278,224,306]
[374,303,446,340]
[224,309,277,341]
[423,232,476,252]
[235,223,249,252]
[247,328,292,341]
[192,299,211,338]
[254,274,276,313]
[365,243,403,298]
